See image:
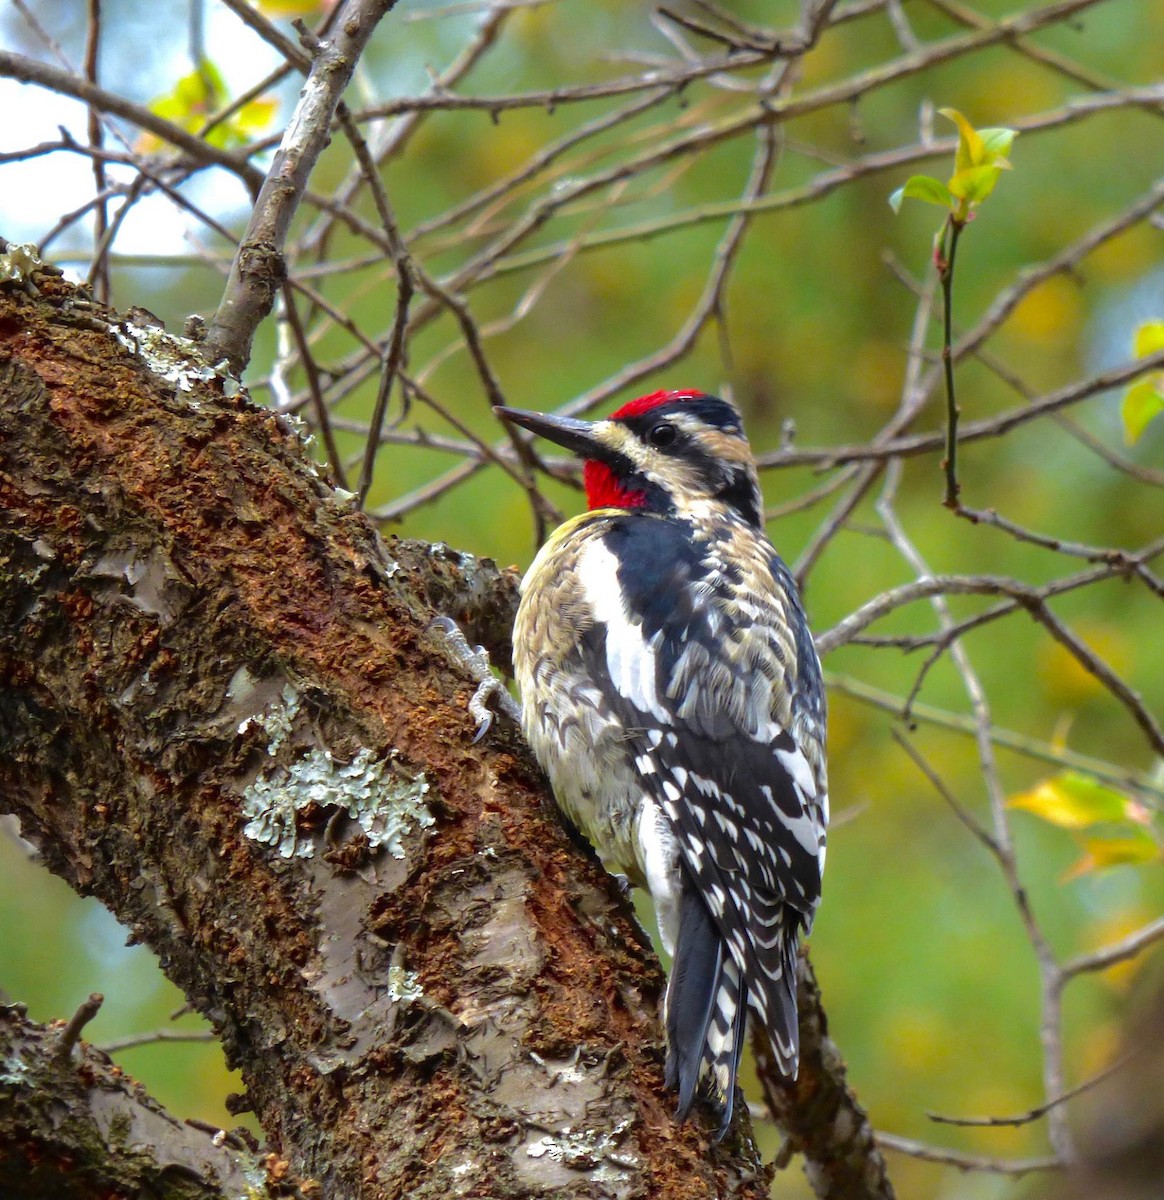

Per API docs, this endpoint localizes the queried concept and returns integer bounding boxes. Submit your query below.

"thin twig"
[203,0,400,374]
[0,49,265,187]
[1062,914,1164,980]
[875,1132,1062,1175]
[279,282,348,488]
[827,672,1164,803]
[54,993,104,1061]
[936,215,964,508]
[926,1053,1132,1127]
[99,1028,218,1053]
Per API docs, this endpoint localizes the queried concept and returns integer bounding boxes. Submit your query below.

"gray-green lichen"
[239,686,435,859]
[113,319,243,399]
[242,747,434,859]
[0,1050,31,1087]
[265,410,326,478]
[0,242,41,285]
[525,1117,637,1173]
[387,963,424,1003]
[238,683,302,754]
[238,1155,274,1200]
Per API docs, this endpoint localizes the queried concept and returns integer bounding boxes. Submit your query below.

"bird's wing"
[574,512,827,1080]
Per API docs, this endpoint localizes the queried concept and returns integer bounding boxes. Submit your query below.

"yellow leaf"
[1009,773,1131,829]
[1121,377,1164,444]
[939,107,985,173]
[1134,319,1164,358]
[1085,833,1159,867]
[148,61,225,134]
[1062,832,1160,882]
[256,0,326,14]
[227,96,279,140]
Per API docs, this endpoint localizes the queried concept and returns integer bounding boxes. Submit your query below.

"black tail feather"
[665,885,724,1120]
[713,977,749,1141]
[764,919,801,1074]
[666,886,804,1137]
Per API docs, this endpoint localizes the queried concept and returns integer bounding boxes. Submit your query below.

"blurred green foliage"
[3,0,1163,1195]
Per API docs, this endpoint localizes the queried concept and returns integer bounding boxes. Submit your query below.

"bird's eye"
[648,422,676,448]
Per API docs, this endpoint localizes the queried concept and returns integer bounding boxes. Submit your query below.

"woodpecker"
[498,389,827,1136]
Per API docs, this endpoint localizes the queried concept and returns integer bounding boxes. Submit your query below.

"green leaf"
[1009,773,1136,829]
[948,164,1003,205]
[150,59,226,130]
[1121,377,1164,444]
[1134,319,1164,358]
[889,175,956,214]
[939,107,985,172]
[978,127,1018,159]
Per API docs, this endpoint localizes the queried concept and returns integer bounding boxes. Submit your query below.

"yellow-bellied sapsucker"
[498,390,828,1136]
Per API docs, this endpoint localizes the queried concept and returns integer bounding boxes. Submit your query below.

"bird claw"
[468,683,500,744]
[430,616,520,743]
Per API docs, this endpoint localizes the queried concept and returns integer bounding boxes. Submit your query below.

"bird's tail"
[664,886,747,1137]
[748,891,801,1077]
[664,885,800,1137]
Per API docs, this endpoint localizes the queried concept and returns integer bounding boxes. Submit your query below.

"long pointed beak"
[494,406,601,458]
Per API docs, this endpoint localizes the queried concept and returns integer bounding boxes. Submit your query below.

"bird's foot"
[430,616,521,743]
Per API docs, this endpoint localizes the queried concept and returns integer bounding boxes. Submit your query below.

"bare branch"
[203,0,401,373]
[875,1133,1062,1176]
[1062,915,1164,981]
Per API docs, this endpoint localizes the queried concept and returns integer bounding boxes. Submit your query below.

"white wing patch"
[577,538,672,724]
[776,744,817,801]
[638,802,682,956]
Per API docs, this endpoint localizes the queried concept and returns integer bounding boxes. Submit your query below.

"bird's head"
[496,390,764,527]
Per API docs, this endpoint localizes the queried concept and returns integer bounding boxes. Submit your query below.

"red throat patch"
[582,389,705,509]
[583,460,648,510]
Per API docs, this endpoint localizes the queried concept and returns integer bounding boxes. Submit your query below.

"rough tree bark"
[0,261,890,1199]
[0,262,780,1198]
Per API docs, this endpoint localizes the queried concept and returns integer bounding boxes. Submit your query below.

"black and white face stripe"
[616,396,744,439]
[601,397,764,528]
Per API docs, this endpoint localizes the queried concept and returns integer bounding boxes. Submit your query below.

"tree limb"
[0,1001,274,1200]
[754,959,896,1200]
[0,266,793,1197]
[203,0,400,374]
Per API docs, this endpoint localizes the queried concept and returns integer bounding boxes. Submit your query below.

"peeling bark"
[0,272,776,1198]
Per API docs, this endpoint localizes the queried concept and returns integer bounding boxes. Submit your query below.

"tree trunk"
[0,267,775,1198]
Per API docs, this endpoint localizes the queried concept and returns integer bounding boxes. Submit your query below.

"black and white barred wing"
[576,516,828,1101]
